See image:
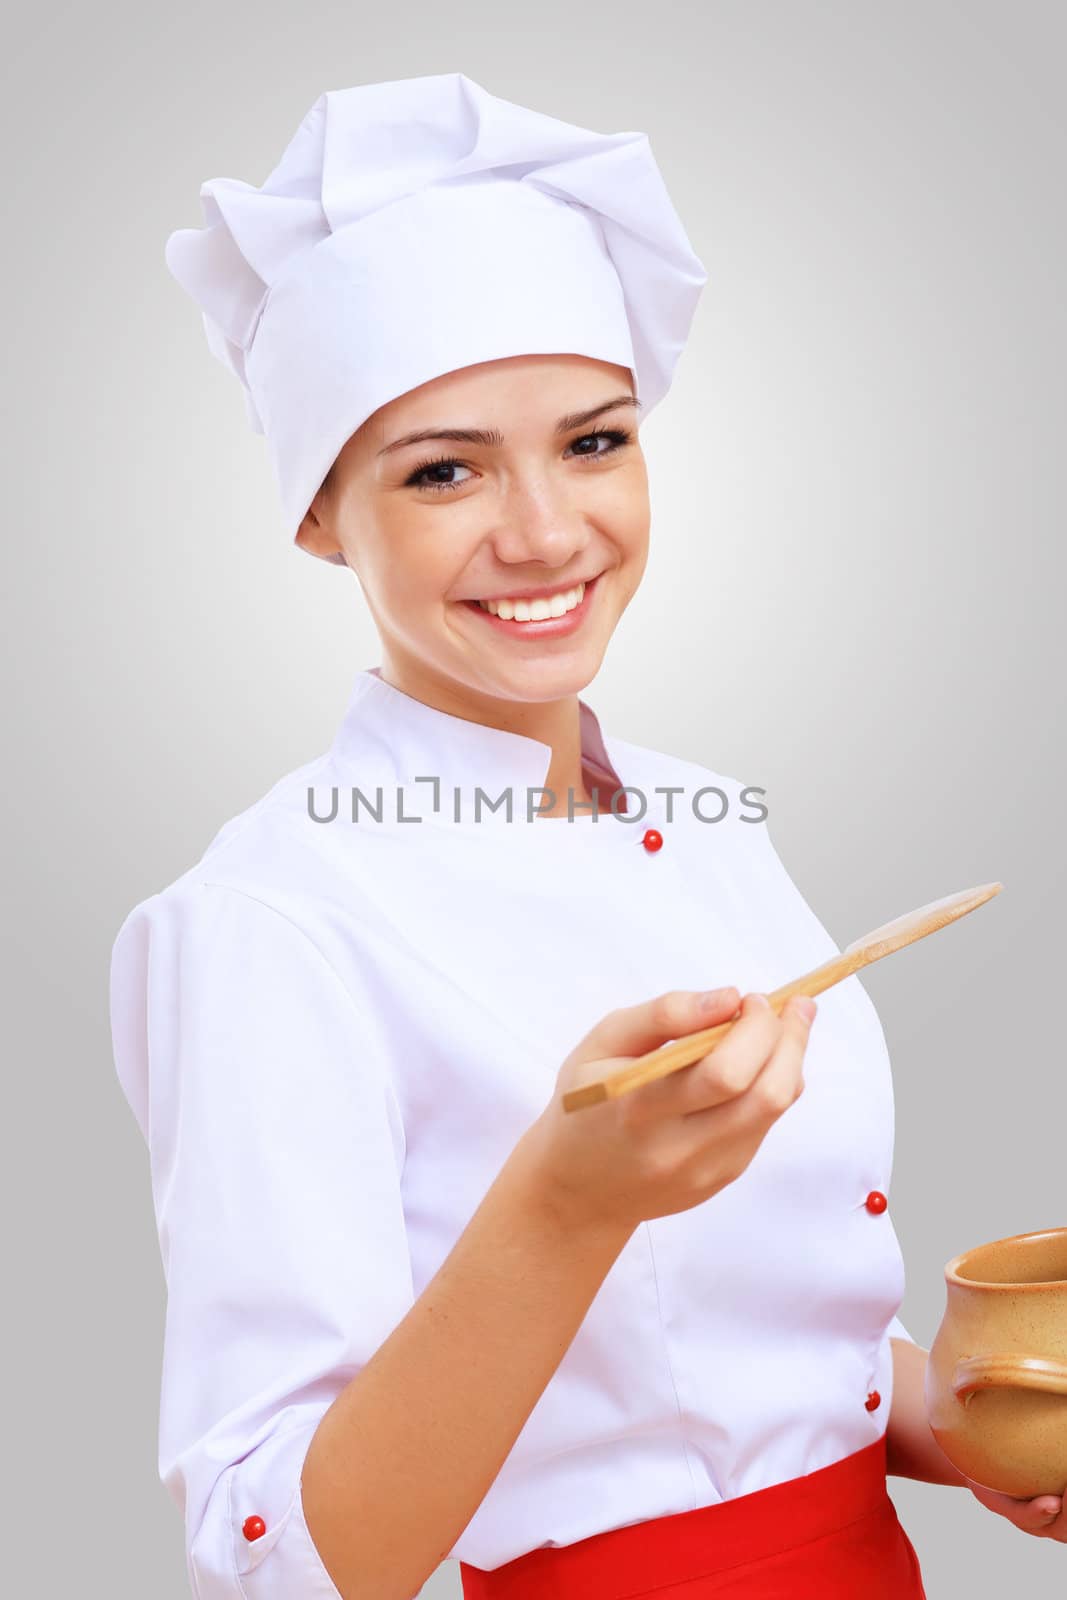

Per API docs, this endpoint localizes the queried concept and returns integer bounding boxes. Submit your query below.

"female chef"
[109,72,1066,1600]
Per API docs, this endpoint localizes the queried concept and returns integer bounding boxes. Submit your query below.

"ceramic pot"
[925,1227,1067,1497]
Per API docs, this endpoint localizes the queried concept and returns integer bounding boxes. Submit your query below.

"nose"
[488,472,593,569]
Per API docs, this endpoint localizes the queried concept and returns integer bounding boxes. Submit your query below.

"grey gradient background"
[5,2,1064,1595]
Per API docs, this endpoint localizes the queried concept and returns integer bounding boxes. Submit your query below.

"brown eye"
[403,457,474,493]
[403,427,633,494]
[566,428,633,459]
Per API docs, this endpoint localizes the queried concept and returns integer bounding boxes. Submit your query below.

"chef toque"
[164,72,707,549]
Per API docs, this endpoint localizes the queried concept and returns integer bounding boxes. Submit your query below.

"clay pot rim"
[946,1225,1067,1289]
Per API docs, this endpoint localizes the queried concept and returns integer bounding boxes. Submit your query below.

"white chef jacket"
[109,665,915,1599]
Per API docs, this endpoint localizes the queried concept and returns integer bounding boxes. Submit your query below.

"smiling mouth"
[461,572,601,632]
[478,581,585,622]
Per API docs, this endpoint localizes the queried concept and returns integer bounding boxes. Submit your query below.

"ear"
[295,492,348,566]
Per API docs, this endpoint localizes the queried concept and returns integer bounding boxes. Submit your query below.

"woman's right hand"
[518,987,817,1237]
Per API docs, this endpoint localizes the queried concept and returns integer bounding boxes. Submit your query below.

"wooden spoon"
[562,881,1003,1113]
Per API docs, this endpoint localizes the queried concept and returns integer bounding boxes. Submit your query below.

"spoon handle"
[561,881,1002,1113]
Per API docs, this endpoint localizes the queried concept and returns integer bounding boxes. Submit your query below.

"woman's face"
[296,353,650,712]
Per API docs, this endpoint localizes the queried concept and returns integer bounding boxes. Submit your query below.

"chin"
[474,646,608,703]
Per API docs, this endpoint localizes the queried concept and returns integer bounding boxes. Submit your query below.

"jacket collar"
[327,665,629,826]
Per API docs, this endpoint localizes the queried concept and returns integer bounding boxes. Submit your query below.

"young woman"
[110,71,1065,1600]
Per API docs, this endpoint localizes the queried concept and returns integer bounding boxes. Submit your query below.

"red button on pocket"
[243,1515,267,1542]
[865,1191,888,1214]
[642,828,663,853]
[865,1390,882,1412]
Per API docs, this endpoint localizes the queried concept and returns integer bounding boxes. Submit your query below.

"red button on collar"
[865,1390,882,1412]
[865,1190,888,1214]
[642,828,663,853]
[243,1515,267,1542]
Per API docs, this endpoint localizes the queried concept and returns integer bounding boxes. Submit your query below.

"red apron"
[459,1432,926,1599]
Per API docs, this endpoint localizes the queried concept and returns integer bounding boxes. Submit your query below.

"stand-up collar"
[326,665,631,827]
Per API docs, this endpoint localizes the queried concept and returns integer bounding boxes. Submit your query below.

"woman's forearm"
[885,1335,969,1486]
[300,1128,635,1600]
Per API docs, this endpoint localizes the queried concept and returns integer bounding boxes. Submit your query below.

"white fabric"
[164,72,708,545]
[109,667,915,1595]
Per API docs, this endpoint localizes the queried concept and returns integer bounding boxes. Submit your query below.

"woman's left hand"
[965,1476,1067,1540]
[888,1338,1067,1540]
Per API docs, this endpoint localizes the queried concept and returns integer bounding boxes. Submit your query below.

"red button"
[865,1190,888,1214]
[865,1390,882,1412]
[243,1515,267,1542]
[642,828,663,853]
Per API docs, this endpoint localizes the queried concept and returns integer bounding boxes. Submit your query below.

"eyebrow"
[376,394,641,458]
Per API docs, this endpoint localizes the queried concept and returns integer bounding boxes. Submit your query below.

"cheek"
[597,470,650,548]
[363,522,478,612]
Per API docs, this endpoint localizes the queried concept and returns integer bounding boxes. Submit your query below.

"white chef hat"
[164,72,707,548]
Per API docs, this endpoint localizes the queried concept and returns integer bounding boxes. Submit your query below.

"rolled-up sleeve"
[109,879,414,1600]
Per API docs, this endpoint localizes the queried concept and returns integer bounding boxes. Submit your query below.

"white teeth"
[477,582,585,621]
